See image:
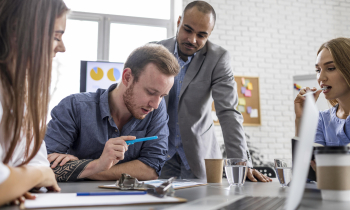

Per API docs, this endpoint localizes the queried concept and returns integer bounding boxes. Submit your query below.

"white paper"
[250,109,258,118]
[24,193,180,209]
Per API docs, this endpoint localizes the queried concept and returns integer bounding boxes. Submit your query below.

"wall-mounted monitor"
[80,61,124,92]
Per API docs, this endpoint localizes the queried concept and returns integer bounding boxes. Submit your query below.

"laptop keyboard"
[218,196,285,210]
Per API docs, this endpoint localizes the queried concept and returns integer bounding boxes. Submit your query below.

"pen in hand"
[126,136,158,145]
[302,87,327,97]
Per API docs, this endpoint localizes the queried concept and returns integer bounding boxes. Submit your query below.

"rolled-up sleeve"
[0,163,9,184]
[45,95,80,154]
[0,145,10,184]
[137,99,169,176]
[27,141,50,167]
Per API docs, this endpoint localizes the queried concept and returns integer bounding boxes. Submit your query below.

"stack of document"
[24,193,186,209]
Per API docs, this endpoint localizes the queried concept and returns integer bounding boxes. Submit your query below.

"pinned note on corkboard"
[212,76,261,126]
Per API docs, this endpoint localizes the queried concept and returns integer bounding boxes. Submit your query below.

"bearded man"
[157,1,271,182]
[44,44,180,181]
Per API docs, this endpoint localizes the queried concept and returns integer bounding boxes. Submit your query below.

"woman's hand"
[8,192,35,206]
[294,87,322,118]
[0,165,60,206]
[294,87,322,135]
[35,166,61,192]
[310,160,317,172]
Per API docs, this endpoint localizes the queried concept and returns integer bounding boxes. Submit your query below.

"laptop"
[167,93,319,210]
[292,138,317,182]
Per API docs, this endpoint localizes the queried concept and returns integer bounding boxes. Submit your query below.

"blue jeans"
[159,153,197,179]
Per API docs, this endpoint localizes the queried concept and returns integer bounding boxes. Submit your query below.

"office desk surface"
[1,179,349,210]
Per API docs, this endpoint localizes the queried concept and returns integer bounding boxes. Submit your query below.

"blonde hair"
[317,37,350,107]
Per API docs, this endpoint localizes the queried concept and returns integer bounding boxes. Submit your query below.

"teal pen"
[126,136,158,145]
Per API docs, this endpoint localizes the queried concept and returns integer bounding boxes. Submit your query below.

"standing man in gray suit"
[158,1,271,181]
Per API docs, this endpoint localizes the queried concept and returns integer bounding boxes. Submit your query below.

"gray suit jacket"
[158,37,248,179]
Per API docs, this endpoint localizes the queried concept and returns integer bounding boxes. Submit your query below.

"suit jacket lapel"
[162,37,176,108]
[162,37,176,54]
[179,44,207,99]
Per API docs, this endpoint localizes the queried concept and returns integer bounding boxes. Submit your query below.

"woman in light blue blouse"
[294,37,350,146]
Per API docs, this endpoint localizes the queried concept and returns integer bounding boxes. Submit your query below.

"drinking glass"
[274,159,292,187]
[224,158,248,187]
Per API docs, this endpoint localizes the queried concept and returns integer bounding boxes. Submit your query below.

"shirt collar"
[100,83,118,120]
[99,84,142,131]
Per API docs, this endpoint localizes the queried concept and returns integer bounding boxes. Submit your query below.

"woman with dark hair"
[294,37,350,145]
[0,0,68,205]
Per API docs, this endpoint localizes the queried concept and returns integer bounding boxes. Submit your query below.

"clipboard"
[23,193,187,209]
[99,180,207,190]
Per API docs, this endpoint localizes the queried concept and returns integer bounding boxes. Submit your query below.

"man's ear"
[122,68,133,87]
[177,16,181,28]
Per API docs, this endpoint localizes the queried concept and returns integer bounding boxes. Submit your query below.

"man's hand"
[246,168,272,182]
[294,87,323,136]
[48,153,79,168]
[96,136,136,172]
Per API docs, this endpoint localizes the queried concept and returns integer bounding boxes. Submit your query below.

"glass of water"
[224,158,248,187]
[274,159,292,187]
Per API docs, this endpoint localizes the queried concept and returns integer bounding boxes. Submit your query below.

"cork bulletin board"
[212,76,261,126]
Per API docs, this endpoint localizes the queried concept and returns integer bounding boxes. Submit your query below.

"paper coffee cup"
[315,146,350,201]
[205,159,223,183]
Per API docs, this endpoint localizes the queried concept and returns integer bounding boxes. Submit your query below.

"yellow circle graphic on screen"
[107,68,121,82]
[90,67,103,81]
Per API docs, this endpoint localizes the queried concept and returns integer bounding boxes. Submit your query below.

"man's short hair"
[124,44,180,82]
[183,1,216,24]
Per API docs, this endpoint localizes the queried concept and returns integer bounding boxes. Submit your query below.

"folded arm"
[51,159,93,182]
[51,135,160,181]
[52,159,157,181]
[86,159,158,180]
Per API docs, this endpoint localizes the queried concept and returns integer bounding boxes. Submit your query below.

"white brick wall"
[182,0,350,164]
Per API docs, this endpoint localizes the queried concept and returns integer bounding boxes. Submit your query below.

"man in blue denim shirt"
[45,44,180,181]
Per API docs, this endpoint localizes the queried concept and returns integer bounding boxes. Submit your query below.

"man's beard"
[176,34,197,57]
[123,83,145,120]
